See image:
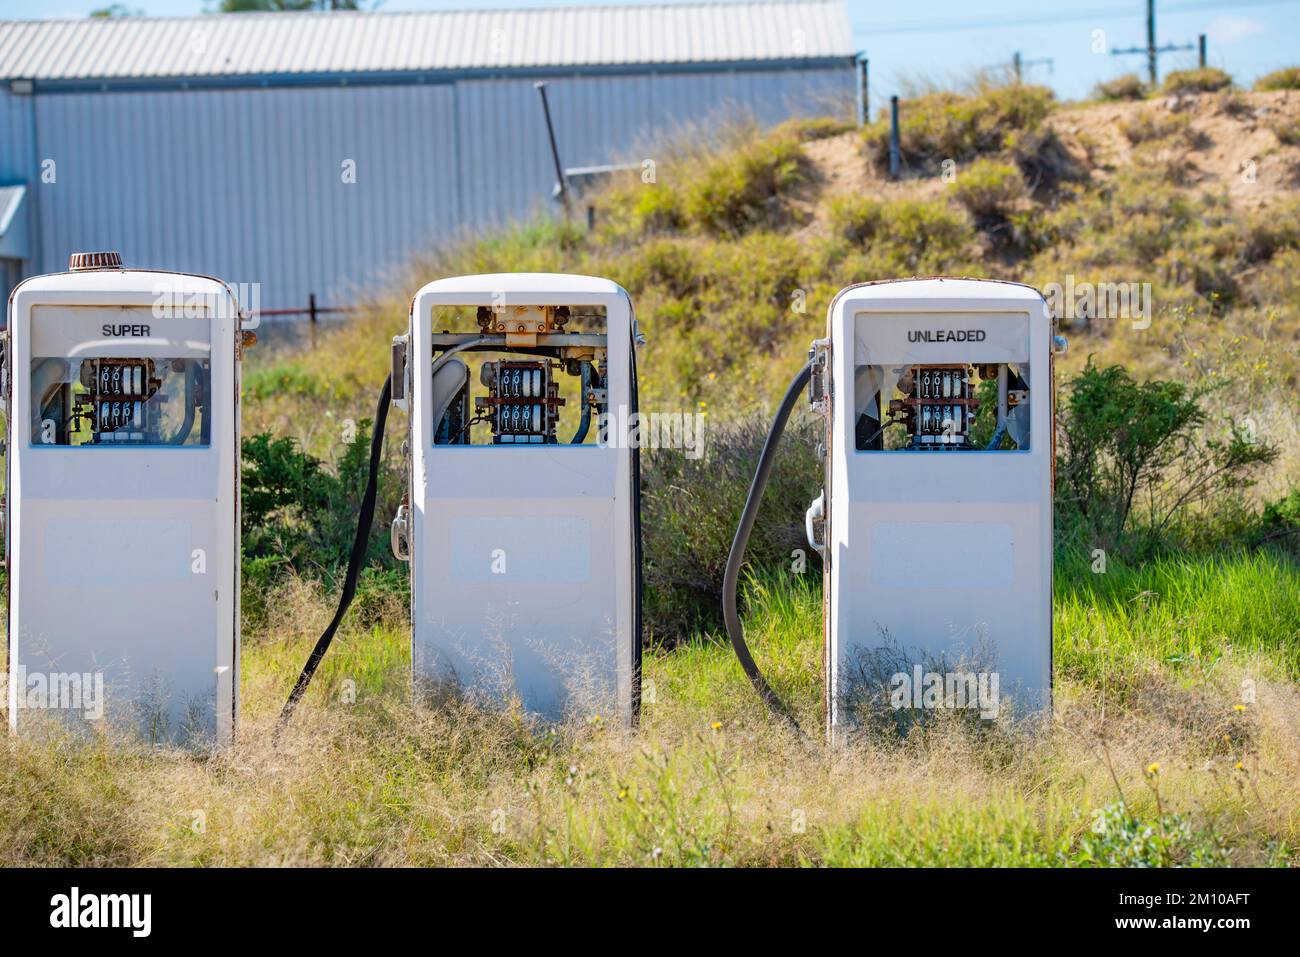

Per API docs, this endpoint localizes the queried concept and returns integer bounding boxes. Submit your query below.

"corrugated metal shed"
[0,3,857,313]
[0,2,853,82]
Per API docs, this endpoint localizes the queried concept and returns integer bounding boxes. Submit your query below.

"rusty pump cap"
[68,251,123,271]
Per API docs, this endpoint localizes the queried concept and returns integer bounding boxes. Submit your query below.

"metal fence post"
[859,56,869,125]
[889,95,900,180]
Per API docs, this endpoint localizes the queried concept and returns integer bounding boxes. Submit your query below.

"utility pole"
[1011,51,1053,83]
[1110,0,1195,87]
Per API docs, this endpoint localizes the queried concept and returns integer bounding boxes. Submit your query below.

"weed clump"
[829,195,975,273]
[862,84,1056,174]
[1162,67,1233,95]
[1093,73,1148,102]
[950,157,1027,224]
[1254,66,1300,91]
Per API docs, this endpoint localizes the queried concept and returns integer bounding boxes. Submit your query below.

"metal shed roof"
[0,2,853,83]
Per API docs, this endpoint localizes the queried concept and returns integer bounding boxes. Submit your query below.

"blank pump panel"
[396,273,640,725]
[5,263,246,746]
[820,278,1054,734]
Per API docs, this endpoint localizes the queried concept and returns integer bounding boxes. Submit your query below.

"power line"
[855,0,1299,37]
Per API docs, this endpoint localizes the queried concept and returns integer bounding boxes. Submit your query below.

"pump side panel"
[412,449,626,721]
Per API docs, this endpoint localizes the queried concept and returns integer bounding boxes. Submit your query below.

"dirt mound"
[793,89,1300,218]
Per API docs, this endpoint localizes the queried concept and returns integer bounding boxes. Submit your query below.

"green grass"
[1056,549,1300,685]
[3,552,1296,866]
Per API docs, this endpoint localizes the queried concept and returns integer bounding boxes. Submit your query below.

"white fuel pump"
[394,274,642,725]
[281,273,642,728]
[4,253,253,745]
[725,278,1061,741]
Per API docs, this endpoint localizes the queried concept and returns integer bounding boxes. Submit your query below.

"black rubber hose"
[279,373,392,727]
[721,359,814,738]
[629,335,643,722]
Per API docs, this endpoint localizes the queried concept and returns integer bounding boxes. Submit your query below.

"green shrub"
[1093,73,1148,101]
[615,238,701,299]
[1055,362,1278,551]
[1255,488,1300,553]
[631,185,687,233]
[829,195,974,274]
[951,157,1027,223]
[241,427,401,587]
[1254,66,1300,91]
[684,133,810,236]
[1161,67,1232,95]
[1064,801,1226,867]
[827,194,885,244]
[862,84,1055,173]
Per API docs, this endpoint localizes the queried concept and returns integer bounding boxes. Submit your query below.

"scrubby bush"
[1254,488,1300,553]
[827,194,885,244]
[862,84,1055,173]
[630,185,687,234]
[1161,67,1233,95]
[1066,801,1226,867]
[1093,73,1148,101]
[1055,362,1278,552]
[604,129,811,238]
[950,157,1027,224]
[684,133,810,236]
[829,195,975,273]
[1217,90,1257,119]
[1253,66,1300,91]
[241,428,402,597]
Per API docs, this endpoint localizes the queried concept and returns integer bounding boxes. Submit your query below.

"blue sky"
[0,0,1296,105]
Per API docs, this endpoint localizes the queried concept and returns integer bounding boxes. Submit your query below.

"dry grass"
[2,563,1296,867]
